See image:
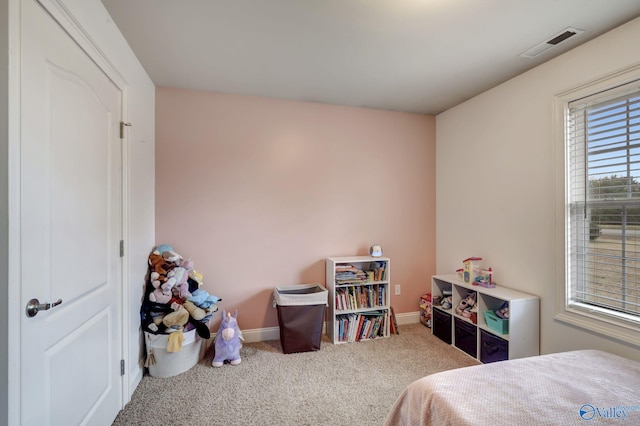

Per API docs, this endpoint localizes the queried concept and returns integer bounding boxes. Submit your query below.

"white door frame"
[7,0,131,423]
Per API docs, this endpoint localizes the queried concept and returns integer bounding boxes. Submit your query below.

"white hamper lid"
[273,283,328,306]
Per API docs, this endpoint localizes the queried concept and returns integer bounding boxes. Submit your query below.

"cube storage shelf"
[431,274,539,363]
[326,256,391,344]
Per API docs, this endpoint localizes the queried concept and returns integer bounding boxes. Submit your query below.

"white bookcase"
[431,274,539,363]
[326,256,391,344]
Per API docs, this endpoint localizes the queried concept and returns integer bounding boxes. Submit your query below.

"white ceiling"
[101,0,640,115]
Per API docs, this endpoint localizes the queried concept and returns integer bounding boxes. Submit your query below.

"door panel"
[20,0,123,424]
[49,310,112,425]
[49,61,111,302]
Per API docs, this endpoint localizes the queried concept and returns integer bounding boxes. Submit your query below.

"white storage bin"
[145,328,203,378]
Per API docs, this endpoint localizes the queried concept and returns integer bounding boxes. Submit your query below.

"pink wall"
[156,87,436,330]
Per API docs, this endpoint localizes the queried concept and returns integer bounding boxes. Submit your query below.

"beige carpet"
[113,323,479,426]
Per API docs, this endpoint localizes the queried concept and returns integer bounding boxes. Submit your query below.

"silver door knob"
[25,298,63,317]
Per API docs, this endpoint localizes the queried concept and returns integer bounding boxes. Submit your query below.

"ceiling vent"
[518,27,584,59]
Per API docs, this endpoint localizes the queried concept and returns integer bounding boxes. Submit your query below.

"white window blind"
[567,80,640,320]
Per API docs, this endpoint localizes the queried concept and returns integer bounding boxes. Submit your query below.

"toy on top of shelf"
[473,267,495,288]
[462,257,482,283]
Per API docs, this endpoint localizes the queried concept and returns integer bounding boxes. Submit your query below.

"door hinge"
[120,359,125,376]
[120,121,132,139]
[119,240,124,257]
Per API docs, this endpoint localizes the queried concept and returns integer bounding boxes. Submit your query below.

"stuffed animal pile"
[141,244,221,367]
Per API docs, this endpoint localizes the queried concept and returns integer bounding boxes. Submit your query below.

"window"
[560,73,640,341]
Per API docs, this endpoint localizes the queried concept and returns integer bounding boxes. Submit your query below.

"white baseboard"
[128,367,142,397]
[242,326,281,343]
[241,311,421,343]
[395,310,421,325]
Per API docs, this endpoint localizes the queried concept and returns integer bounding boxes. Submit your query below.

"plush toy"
[148,252,168,275]
[147,249,179,304]
[162,249,182,265]
[155,244,174,254]
[148,248,181,294]
[181,258,202,293]
[162,299,188,353]
[156,274,177,295]
[212,310,243,367]
[183,300,206,320]
[167,266,191,299]
[166,325,185,353]
[148,288,172,304]
[180,258,194,271]
[163,302,189,328]
[153,244,182,269]
[149,251,174,287]
[188,288,221,309]
[189,268,203,286]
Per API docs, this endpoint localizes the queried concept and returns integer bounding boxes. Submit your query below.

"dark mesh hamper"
[273,284,328,354]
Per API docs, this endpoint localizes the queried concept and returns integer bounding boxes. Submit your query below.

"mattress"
[385,350,640,425]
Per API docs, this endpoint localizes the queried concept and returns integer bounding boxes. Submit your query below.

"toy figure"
[212,310,244,367]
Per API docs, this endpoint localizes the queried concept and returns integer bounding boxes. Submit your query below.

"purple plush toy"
[212,309,243,367]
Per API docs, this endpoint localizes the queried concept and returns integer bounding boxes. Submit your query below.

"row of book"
[335,284,386,311]
[335,311,388,342]
[367,261,386,282]
[335,261,387,284]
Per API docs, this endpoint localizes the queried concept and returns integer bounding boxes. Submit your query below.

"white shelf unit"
[431,274,539,362]
[326,256,391,344]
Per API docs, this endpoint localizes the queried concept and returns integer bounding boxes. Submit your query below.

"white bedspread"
[385,350,640,425]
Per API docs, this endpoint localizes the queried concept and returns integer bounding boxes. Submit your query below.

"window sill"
[554,305,640,347]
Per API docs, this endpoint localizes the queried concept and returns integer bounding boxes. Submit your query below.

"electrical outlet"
[394,284,401,295]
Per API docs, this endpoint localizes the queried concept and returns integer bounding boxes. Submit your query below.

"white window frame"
[554,63,640,347]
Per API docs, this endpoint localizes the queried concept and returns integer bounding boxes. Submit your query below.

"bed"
[385,350,640,425]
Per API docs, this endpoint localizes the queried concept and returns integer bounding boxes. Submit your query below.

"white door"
[20,0,123,424]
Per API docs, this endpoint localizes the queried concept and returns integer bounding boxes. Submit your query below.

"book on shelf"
[330,258,390,343]
[335,284,387,312]
[370,314,382,338]
[334,261,387,285]
[389,306,399,335]
[336,310,387,342]
[369,261,386,281]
